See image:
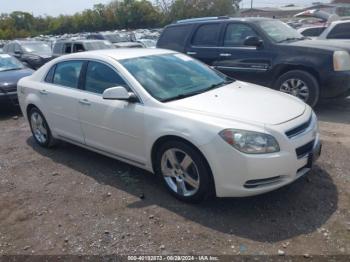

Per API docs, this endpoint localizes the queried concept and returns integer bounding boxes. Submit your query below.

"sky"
[0,0,331,16]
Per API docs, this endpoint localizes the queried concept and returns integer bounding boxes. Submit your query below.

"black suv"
[157,17,350,106]
[3,40,53,70]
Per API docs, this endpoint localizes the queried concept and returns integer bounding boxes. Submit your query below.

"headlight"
[333,51,350,71]
[219,129,280,154]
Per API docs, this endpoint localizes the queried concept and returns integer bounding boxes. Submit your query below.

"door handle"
[219,53,232,57]
[39,90,48,95]
[79,99,91,106]
[186,51,197,55]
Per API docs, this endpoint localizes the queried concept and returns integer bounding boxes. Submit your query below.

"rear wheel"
[28,107,56,148]
[274,70,320,107]
[155,140,214,203]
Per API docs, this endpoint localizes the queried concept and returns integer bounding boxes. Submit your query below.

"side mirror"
[102,86,138,103]
[244,36,263,47]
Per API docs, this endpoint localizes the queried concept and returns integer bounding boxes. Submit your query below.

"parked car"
[3,40,52,70]
[157,17,350,107]
[298,26,327,38]
[52,39,115,57]
[318,20,350,40]
[17,49,321,202]
[87,33,144,48]
[0,54,33,105]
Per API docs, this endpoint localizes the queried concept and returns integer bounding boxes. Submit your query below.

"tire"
[274,70,320,107]
[154,140,214,203]
[28,107,56,148]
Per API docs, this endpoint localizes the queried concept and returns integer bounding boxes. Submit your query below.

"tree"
[0,0,241,40]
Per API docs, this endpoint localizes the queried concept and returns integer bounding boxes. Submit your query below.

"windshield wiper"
[161,80,233,103]
[0,68,22,72]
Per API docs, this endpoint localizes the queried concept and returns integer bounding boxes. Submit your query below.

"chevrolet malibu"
[17,49,322,202]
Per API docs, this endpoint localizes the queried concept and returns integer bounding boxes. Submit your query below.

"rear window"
[157,25,192,52]
[327,23,350,39]
[192,23,221,46]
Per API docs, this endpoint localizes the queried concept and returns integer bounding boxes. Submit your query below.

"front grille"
[0,85,17,93]
[296,140,315,159]
[285,117,312,138]
[244,176,283,189]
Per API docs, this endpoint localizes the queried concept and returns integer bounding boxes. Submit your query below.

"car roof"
[330,19,350,25]
[55,39,109,44]
[173,16,273,25]
[12,40,45,44]
[58,48,175,61]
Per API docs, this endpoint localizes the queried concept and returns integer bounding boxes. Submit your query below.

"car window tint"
[157,25,192,52]
[53,43,63,54]
[73,43,85,53]
[64,43,71,54]
[224,24,258,46]
[301,27,325,37]
[53,61,83,88]
[327,23,350,39]
[192,23,221,46]
[45,65,56,83]
[84,61,127,94]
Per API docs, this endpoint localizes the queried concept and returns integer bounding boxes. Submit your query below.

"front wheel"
[274,70,320,107]
[155,140,214,203]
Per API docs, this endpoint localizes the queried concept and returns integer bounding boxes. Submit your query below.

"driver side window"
[84,61,128,94]
[224,24,258,47]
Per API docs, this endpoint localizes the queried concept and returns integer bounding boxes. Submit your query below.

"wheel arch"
[26,103,40,119]
[272,64,320,88]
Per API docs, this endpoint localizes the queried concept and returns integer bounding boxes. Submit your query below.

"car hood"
[0,68,34,86]
[285,39,350,52]
[168,82,306,125]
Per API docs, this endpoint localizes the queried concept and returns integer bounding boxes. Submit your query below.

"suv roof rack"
[176,16,230,24]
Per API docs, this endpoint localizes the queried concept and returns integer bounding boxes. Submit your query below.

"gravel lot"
[0,98,349,256]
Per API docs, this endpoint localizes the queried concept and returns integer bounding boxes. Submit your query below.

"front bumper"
[200,111,321,197]
[321,70,350,98]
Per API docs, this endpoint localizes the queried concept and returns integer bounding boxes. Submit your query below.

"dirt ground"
[0,98,349,257]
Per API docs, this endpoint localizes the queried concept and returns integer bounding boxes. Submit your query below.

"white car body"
[17,49,321,198]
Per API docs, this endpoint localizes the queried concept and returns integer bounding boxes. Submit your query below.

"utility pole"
[251,0,253,9]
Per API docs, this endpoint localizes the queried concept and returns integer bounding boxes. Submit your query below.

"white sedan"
[17,49,322,202]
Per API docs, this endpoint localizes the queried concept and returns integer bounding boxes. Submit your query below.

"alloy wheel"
[161,148,200,197]
[30,112,48,144]
[280,78,310,102]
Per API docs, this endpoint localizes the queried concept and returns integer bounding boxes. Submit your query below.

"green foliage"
[0,0,240,40]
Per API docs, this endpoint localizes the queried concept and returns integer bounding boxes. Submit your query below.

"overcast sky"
[0,0,330,16]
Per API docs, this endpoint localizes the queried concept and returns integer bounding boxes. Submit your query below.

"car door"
[41,60,85,143]
[214,22,274,86]
[185,23,222,66]
[78,61,145,165]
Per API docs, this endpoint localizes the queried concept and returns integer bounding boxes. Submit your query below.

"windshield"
[85,41,115,50]
[0,54,24,72]
[258,20,304,42]
[22,42,52,54]
[120,54,232,102]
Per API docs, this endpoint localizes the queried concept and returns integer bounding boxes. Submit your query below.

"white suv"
[17,49,322,202]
